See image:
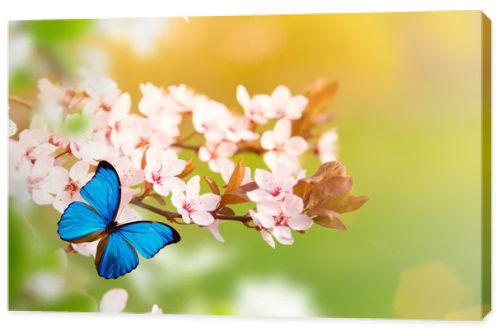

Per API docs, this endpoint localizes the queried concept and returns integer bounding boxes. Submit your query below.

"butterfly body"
[57,161,180,279]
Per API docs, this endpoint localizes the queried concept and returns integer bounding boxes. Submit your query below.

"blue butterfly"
[57,160,180,279]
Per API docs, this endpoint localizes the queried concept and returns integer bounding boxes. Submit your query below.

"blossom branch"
[130,197,256,228]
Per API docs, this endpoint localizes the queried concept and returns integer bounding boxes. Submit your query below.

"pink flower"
[27,156,66,205]
[236,85,273,124]
[206,220,225,242]
[15,129,57,166]
[198,141,238,173]
[38,79,81,121]
[69,130,110,165]
[249,210,276,249]
[251,195,313,247]
[224,115,259,143]
[107,92,132,147]
[145,147,186,196]
[192,98,229,143]
[79,70,121,114]
[317,130,338,163]
[168,84,199,111]
[247,164,299,202]
[268,86,308,120]
[52,160,91,213]
[171,175,221,226]
[237,85,308,122]
[260,119,308,171]
[107,155,145,204]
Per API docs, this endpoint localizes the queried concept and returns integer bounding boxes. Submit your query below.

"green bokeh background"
[8,11,489,319]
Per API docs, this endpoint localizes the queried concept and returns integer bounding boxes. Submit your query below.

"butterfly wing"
[58,201,107,242]
[115,221,181,259]
[95,233,139,279]
[80,160,121,224]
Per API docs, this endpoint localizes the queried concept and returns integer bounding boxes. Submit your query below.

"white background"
[0,0,498,333]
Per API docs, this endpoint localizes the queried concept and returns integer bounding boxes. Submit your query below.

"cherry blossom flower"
[38,79,81,122]
[27,156,66,205]
[268,85,308,120]
[15,129,57,166]
[317,129,338,163]
[224,115,259,143]
[247,164,300,203]
[52,160,91,213]
[106,92,132,147]
[236,85,273,124]
[168,84,199,111]
[192,98,230,143]
[107,155,144,204]
[79,70,121,114]
[145,147,186,196]
[171,175,221,226]
[198,141,238,173]
[138,83,183,140]
[260,119,308,171]
[251,195,313,246]
[249,210,276,249]
[69,129,110,165]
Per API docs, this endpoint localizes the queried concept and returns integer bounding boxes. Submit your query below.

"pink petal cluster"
[247,164,312,248]
[261,119,308,172]
[171,175,221,226]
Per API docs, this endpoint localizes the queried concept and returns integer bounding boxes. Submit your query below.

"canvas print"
[8,11,490,319]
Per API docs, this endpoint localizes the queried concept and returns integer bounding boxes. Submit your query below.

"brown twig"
[130,197,256,228]
[171,143,201,151]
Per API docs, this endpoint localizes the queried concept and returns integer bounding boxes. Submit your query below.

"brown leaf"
[292,79,339,137]
[218,206,235,216]
[314,216,347,230]
[238,181,258,193]
[204,176,220,195]
[225,160,245,193]
[332,195,369,214]
[178,158,195,179]
[307,176,352,209]
[307,207,339,220]
[221,193,248,205]
[310,161,347,182]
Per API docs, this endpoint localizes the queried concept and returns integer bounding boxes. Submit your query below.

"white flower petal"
[191,210,214,226]
[186,175,200,197]
[288,214,313,231]
[199,193,221,211]
[272,226,294,245]
[100,288,128,313]
[260,131,276,150]
[206,220,224,242]
[69,160,89,182]
[285,136,308,156]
